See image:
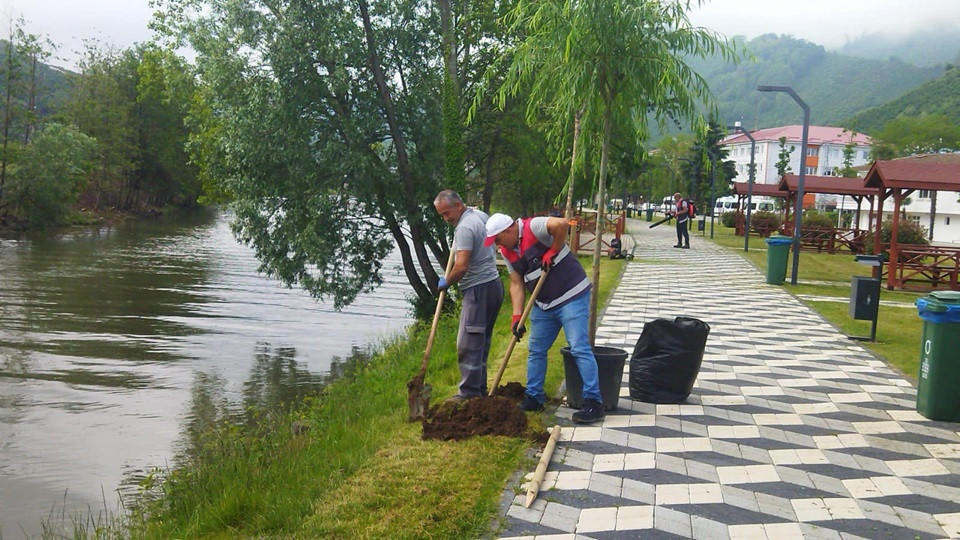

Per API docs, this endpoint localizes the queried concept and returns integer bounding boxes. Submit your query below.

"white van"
[713,196,738,215]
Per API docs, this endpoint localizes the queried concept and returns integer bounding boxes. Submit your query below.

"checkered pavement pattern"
[496,220,960,539]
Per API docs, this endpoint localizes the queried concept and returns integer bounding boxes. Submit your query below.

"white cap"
[484,213,514,246]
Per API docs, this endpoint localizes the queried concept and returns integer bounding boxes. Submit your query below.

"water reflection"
[0,211,411,537]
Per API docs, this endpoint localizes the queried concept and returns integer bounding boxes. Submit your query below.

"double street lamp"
[727,122,756,252]
[757,85,810,286]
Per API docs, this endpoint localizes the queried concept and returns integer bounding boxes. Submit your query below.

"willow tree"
[153,0,452,312]
[487,0,737,341]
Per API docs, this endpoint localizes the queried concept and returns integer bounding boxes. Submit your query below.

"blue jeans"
[526,291,602,405]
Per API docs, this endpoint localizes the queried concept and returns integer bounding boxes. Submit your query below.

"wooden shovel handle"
[418,251,456,377]
[489,270,549,394]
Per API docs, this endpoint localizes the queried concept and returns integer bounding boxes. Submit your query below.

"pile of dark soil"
[421,383,541,442]
[494,381,526,400]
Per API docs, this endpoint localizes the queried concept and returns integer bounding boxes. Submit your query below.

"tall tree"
[489,0,737,341]
[153,0,452,311]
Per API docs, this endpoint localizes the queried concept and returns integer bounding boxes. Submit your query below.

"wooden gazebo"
[777,175,876,254]
[731,182,787,237]
[863,154,960,290]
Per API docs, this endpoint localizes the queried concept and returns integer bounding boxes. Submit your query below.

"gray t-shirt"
[502,217,551,275]
[454,207,500,290]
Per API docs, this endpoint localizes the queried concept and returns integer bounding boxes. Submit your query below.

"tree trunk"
[929,190,937,241]
[24,55,36,144]
[357,0,440,291]
[564,106,584,221]
[481,126,500,214]
[438,0,465,192]
[0,37,14,206]
[588,103,613,345]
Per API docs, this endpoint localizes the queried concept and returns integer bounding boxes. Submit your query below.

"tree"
[7,123,97,228]
[776,136,794,178]
[486,0,737,341]
[153,0,453,311]
[834,140,857,178]
[688,117,735,207]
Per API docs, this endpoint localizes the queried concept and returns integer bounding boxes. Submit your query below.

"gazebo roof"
[863,153,960,191]
[778,175,873,196]
[731,182,786,198]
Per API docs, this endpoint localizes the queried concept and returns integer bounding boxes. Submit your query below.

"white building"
[722,125,873,186]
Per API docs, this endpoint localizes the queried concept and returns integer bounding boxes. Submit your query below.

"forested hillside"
[843,66,960,134]
[687,34,943,131]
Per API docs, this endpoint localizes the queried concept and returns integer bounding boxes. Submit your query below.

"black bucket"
[562,345,628,411]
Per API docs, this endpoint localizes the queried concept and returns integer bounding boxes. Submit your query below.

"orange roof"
[723,125,872,146]
[778,175,873,196]
[732,182,786,198]
[863,153,960,191]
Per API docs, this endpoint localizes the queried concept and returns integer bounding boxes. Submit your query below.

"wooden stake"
[525,425,561,508]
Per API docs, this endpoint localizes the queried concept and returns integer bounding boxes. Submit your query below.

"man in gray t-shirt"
[434,190,504,402]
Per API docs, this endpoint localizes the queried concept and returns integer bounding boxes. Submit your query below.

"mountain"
[679,34,943,135]
[843,66,960,134]
[0,40,73,120]
[835,26,960,68]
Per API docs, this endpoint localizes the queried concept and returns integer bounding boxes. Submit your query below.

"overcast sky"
[6,0,960,70]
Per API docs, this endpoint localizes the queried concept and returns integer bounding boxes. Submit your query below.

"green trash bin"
[645,208,654,222]
[915,291,960,421]
[764,236,792,285]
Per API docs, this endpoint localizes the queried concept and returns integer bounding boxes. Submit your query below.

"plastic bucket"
[562,345,627,411]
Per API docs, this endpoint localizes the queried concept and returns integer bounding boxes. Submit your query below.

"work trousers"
[676,218,690,246]
[456,278,504,398]
[526,291,603,405]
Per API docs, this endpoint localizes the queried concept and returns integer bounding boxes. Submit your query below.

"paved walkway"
[496,219,960,539]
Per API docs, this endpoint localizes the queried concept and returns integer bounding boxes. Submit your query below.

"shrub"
[720,211,736,228]
[865,218,930,253]
[802,210,834,229]
[749,211,781,235]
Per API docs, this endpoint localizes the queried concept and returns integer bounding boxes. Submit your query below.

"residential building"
[721,125,873,186]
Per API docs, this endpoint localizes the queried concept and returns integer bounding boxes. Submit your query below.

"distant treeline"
[0,18,199,230]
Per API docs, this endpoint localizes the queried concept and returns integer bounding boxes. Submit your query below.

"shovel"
[407,252,456,422]
[489,270,548,395]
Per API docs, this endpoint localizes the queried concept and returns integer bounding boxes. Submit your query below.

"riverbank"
[0,204,200,232]
[114,257,625,538]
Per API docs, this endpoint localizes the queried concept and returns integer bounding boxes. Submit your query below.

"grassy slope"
[707,225,923,378]
[133,257,625,539]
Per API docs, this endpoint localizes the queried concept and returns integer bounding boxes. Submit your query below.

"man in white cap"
[484,213,604,424]
[434,190,504,403]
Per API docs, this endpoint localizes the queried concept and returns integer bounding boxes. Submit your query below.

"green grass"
[125,256,625,539]
[707,224,924,380]
[705,224,866,282]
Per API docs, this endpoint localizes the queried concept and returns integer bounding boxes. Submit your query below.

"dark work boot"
[572,399,605,424]
[519,395,545,412]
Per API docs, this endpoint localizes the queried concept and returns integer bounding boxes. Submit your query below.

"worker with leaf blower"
[433,190,504,405]
[483,213,605,424]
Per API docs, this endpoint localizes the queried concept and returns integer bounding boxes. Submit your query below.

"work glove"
[541,248,558,271]
[511,314,526,339]
[437,277,449,292]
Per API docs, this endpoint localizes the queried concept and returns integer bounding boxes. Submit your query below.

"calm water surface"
[0,210,411,536]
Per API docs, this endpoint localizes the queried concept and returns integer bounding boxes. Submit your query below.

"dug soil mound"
[421,396,528,441]
[493,381,526,400]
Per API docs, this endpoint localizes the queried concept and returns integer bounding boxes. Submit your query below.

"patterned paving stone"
[494,221,960,538]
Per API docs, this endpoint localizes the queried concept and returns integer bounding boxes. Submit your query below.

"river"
[0,210,413,537]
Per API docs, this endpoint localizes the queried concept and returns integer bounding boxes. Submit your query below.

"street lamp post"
[727,122,756,252]
[757,85,810,285]
[706,149,717,239]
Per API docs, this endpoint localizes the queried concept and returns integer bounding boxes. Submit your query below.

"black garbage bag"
[629,317,710,403]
